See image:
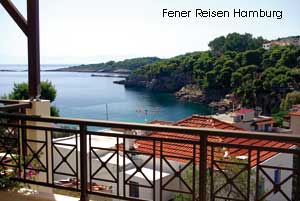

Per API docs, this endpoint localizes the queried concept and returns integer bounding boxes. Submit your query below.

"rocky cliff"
[175,84,204,103]
[124,72,193,92]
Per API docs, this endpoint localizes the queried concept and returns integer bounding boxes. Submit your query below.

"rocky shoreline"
[174,84,233,112]
[117,77,233,112]
[91,74,128,78]
[174,84,205,103]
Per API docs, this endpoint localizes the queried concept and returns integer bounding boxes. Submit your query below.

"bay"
[0,65,211,123]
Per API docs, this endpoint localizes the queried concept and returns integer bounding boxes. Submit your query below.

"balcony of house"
[0,99,300,201]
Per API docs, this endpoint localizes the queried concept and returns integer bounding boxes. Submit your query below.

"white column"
[23,100,54,197]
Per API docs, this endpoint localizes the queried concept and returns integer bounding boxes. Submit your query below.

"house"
[212,108,255,130]
[121,168,173,201]
[251,117,275,132]
[52,129,177,201]
[212,108,275,131]
[289,105,300,135]
[263,36,300,49]
[127,115,295,201]
[50,114,295,201]
[52,131,132,183]
[281,104,300,132]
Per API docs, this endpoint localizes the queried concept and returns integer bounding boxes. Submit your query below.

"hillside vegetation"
[55,57,160,73]
[125,33,300,114]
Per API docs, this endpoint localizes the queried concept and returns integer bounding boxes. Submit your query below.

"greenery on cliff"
[126,33,300,114]
[56,57,160,73]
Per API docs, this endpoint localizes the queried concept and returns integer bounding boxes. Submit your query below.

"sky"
[0,0,299,64]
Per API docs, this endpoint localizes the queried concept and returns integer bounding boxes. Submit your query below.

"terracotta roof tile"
[149,120,173,125]
[289,111,300,116]
[119,115,294,168]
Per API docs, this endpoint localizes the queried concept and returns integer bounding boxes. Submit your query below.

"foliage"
[0,125,42,190]
[128,33,300,114]
[272,91,300,126]
[208,33,265,54]
[272,110,289,127]
[0,127,19,190]
[280,91,300,111]
[8,80,59,116]
[8,82,29,100]
[40,81,57,102]
[0,167,20,190]
[51,106,60,117]
[9,81,57,102]
[174,158,256,201]
[59,57,161,72]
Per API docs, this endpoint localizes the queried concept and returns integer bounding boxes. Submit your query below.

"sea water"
[0,65,211,123]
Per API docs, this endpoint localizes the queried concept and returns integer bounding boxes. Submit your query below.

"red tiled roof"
[255,120,275,126]
[290,111,300,116]
[252,117,275,126]
[149,120,173,125]
[130,115,293,167]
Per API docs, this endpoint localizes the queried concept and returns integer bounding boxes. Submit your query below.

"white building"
[130,115,296,201]
[213,108,275,132]
[51,115,297,201]
[52,132,176,201]
[289,105,300,135]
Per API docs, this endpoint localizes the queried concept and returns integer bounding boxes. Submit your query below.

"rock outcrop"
[175,84,204,103]
[124,72,192,92]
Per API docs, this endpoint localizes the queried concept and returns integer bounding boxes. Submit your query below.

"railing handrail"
[0,99,21,104]
[0,99,31,111]
[0,103,31,111]
[1,112,300,143]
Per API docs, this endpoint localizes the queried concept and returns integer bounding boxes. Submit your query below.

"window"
[264,124,270,132]
[129,181,139,198]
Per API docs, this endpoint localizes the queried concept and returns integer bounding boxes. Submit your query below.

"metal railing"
[0,112,300,201]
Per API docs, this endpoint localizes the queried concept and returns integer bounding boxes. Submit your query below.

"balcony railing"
[0,112,300,201]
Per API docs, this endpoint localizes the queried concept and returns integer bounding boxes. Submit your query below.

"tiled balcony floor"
[0,191,79,201]
[0,190,112,201]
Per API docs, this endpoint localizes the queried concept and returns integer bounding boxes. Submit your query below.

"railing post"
[80,124,88,201]
[20,108,27,179]
[297,152,300,201]
[199,134,207,201]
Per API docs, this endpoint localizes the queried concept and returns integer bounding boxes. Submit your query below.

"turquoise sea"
[0,65,211,123]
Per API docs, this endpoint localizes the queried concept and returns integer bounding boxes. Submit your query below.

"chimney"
[290,111,300,136]
[124,129,137,151]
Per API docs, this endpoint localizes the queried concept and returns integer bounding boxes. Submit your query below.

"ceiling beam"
[0,0,28,36]
[1,0,41,100]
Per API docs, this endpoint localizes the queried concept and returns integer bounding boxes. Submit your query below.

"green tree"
[208,36,225,53]
[8,81,59,117]
[277,47,299,68]
[217,66,233,90]
[280,91,300,111]
[8,83,28,100]
[175,159,256,201]
[272,110,289,127]
[209,33,264,54]
[242,50,262,66]
[127,33,300,115]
